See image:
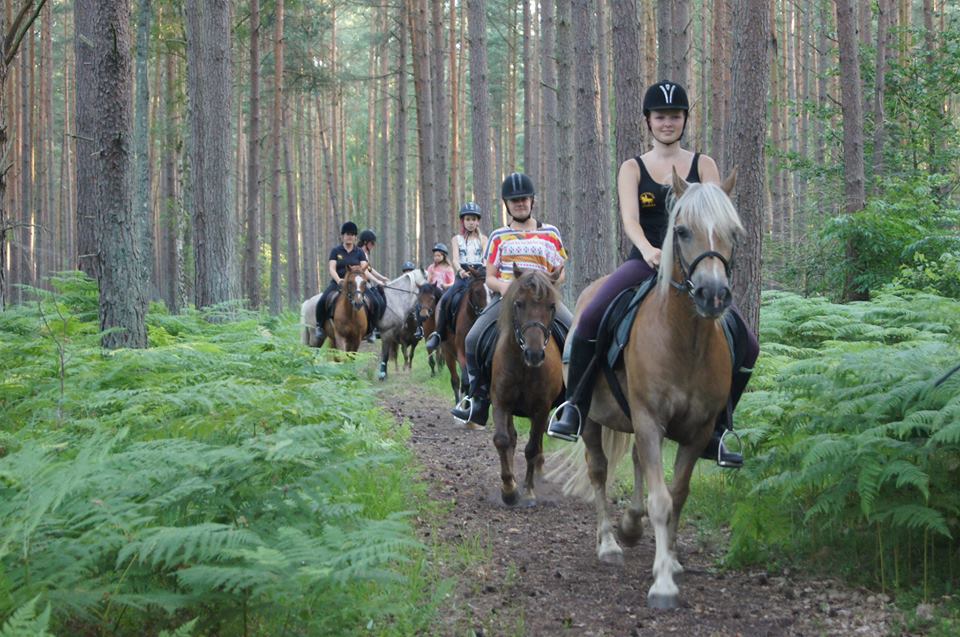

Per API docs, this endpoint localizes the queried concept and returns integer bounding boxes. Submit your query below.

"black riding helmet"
[642,81,690,116]
[401,260,416,272]
[501,172,535,200]
[459,201,482,218]
[432,242,449,256]
[359,229,377,245]
[340,221,358,235]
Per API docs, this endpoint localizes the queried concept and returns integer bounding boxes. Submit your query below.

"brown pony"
[491,267,563,506]
[320,266,369,352]
[389,283,440,373]
[440,266,488,402]
[548,170,741,609]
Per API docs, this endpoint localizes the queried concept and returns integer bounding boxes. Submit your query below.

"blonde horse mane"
[656,182,744,296]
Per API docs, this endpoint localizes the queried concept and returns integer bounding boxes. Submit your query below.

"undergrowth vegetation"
[0,274,439,636]
[729,287,960,601]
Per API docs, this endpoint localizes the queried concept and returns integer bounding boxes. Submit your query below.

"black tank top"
[627,152,701,260]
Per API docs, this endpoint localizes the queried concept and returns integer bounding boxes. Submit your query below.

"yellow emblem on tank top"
[640,192,656,207]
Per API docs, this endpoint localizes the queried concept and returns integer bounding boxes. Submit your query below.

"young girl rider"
[314,221,369,341]
[547,81,760,468]
[424,202,489,349]
[451,173,571,427]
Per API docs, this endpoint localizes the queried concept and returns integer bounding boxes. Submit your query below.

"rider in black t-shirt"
[315,221,368,341]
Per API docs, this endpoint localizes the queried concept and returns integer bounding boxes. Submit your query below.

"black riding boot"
[314,298,327,340]
[426,301,448,353]
[547,334,598,442]
[450,380,490,426]
[424,331,440,350]
[701,368,752,468]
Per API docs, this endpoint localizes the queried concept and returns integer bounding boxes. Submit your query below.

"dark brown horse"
[440,266,488,403]
[491,267,564,506]
[549,170,741,608]
[389,283,440,373]
[317,267,368,352]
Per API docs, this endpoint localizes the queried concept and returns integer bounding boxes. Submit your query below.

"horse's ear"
[512,262,523,279]
[549,264,564,283]
[671,166,689,198]
[720,167,738,195]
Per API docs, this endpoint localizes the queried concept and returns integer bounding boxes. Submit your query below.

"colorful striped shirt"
[484,223,568,281]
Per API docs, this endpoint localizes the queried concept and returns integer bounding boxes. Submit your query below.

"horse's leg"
[378,339,391,380]
[522,410,547,504]
[406,342,417,370]
[582,418,623,565]
[632,415,680,609]
[665,443,701,571]
[619,441,647,547]
[493,404,519,506]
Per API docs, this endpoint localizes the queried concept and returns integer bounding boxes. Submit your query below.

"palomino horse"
[491,267,563,506]
[388,283,440,374]
[549,170,741,609]
[439,266,488,402]
[300,266,368,352]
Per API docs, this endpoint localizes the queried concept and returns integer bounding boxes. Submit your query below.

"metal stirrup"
[716,429,743,468]
[452,395,474,425]
[547,401,582,441]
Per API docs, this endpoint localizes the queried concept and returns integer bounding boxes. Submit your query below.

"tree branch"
[5,0,47,68]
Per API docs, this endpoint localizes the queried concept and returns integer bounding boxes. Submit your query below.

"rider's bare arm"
[328,259,341,284]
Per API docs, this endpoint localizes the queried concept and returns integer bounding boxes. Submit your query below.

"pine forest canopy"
[0,0,957,343]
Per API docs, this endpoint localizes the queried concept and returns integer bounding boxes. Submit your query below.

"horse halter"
[671,229,733,296]
[512,300,555,352]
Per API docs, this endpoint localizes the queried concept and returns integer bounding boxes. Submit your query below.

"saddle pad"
[600,279,655,370]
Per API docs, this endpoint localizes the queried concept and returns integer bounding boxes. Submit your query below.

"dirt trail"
[379,379,905,637]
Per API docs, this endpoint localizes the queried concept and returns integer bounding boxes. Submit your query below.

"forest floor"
[375,364,910,637]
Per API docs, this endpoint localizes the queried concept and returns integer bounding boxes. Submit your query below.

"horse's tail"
[300,299,314,345]
[545,428,634,502]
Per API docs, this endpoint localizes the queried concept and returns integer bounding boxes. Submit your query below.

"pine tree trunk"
[409,0,436,259]
[466,0,493,220]
[395,4,409,261]
[571,0,611,293]
[134,0,152,299]
[242,0,261,307]
[75,0,98,280]
[555,0,575,269]
[871,0,892,193]
[284,96,300,309]
[724,0,770,334]
[377,7,391,270]
[160,46,182,313]
[431,0,451,240]
[268,0,283,314]
[185,0,236,310]
[710,0,729,163]
[94,0,147,348]
[835,0,867,301]
[539,0,557,221]
[17,22,31,299]
[522,0,534,181]
[611,0,644,261]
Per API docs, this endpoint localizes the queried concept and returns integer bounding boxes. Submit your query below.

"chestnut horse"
[549,170,741,609]
[491,268,563,506]
[439,266,488,403]
[310,267,369,352]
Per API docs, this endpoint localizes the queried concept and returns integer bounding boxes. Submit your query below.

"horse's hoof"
[377,372,386,381]
[598,548,624,566]
[465,421,485,431]
[618,528,643,548]
[647,592,680,610]
[502,490,519,506]
[520,496,537,508]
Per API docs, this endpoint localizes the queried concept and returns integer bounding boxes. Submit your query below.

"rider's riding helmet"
[340,221,359,236]
[432,242,449,256]
[642,81,690,116]
[401,260,416,272]
[459,201,482,218]
[501,172,535,201]
[359,229,377,245]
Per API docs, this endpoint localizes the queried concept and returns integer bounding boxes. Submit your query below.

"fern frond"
[0,597,53,637]
[117,524,262,570]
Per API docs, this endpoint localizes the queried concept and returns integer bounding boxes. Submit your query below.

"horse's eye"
[550,303,556,312]
[515,301,525,310]
[675,225,691,240]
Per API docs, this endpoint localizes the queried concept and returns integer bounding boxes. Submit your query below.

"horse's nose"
[523,348,545,368]
[693,282,731,317]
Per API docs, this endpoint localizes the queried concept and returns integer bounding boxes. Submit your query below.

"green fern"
[0,597,53,637]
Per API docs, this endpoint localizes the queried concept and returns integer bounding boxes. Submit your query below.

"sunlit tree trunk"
[160,45,182,313]
[431,0,450,240]
[408,0,436,258]
[94,0,147,348]
[395,4,409,260]
[17,22,31,298]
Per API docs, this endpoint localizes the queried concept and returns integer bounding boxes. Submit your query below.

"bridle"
[670,228,733,296]
[512,300,555,352]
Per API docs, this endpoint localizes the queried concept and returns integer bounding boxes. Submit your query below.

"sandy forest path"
[376,372,905,636]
